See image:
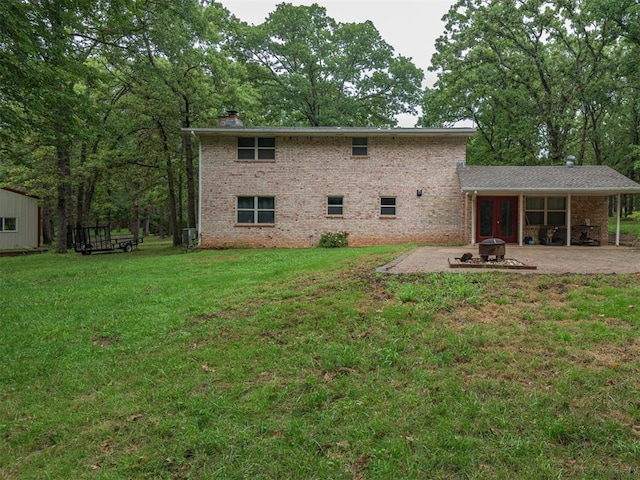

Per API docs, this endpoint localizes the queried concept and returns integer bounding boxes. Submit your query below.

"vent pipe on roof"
[566,155,575,168]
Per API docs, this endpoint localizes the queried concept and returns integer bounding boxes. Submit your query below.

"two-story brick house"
[189,112,640,248]
[191,112,475,248]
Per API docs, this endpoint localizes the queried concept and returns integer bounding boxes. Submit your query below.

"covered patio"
[457,164,640,246]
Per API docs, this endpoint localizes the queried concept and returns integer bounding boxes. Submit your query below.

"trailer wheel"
[123,242,133,253]
[82,249,92,255]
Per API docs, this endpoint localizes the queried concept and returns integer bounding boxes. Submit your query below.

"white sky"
[220,0,456,126]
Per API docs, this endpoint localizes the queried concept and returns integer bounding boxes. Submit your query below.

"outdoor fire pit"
[449,238,536,269]
[478,238,505,261]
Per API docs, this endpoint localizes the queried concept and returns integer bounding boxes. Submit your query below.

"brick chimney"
[218,110,243,127]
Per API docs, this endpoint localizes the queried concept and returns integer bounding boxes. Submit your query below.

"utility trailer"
[73,226,143,255]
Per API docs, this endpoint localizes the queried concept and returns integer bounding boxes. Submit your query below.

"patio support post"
[464,192,469,244]
[566,194,572,246]
[616,193,621,246]
[518,193,524,246]
[471,192,477,245]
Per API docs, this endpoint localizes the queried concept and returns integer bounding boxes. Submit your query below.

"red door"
[477,196,518,243]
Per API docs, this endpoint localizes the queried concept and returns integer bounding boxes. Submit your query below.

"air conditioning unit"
[182,228,197,248]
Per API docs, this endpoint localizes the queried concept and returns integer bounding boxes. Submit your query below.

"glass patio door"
[477,196,518,243]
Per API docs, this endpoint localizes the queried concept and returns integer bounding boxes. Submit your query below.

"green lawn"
[1,244,639,479]
[610,211,640,239]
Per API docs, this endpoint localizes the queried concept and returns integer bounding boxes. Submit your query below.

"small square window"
[548,197,566,210]
[525,197,544,210]
[352,137,368,156]
[380,197,396,216]
[327,196,344,216]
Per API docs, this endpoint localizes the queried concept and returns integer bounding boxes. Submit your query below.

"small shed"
[0,187,40,250]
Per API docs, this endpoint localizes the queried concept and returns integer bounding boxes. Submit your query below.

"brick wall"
[570,195,609,245]
[199,134,469,248]
[521,195,609,245]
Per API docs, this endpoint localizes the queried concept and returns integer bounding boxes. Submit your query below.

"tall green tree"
[237,2,424,127]
[1,0,106,252]
[422,0,619,166]
[99,0,241,245]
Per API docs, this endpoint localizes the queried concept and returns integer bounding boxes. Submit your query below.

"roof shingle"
[457,166,640,194]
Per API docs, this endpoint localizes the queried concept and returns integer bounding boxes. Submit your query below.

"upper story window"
[237,137,276,161]
[237,196,275,224]
[0,217,17,232]
[327,196,344,216]
[351,137,368,156]
[525,196,566,226]
[380,197,396,216]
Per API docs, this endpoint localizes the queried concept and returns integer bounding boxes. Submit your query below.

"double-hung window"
[380,197,397,216]
[351,137,368,157]
[327,196,344,216]
[0,217,17,231]
[525,197,566,226]
[237,137,276,161]
[237,196,275,224]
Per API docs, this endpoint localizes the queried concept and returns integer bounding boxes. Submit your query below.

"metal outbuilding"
[0,187,40,250]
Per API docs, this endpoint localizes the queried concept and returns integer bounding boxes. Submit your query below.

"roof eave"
[460,188,640,195]
[184,127,476,138]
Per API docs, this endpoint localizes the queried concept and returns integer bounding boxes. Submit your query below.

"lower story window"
[237,196,275,224]
[0,217,17,231]
[525,196,566,226]
[380,197,396,216]
[327,196,344,216]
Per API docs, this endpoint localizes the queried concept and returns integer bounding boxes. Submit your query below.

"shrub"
[317,231,349,248]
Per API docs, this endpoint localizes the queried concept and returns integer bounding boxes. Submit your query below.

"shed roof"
[457,165,640,195]
[1,186,40,199]
[186,126,476,138]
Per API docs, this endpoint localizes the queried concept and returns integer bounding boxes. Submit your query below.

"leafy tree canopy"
[236,2,424,127]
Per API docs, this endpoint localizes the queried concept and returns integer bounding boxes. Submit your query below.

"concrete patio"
[379,244,640,275]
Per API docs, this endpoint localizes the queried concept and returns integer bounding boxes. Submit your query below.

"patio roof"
[457,165,640,195]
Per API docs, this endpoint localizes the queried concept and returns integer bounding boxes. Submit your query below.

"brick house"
[189,112,640,248]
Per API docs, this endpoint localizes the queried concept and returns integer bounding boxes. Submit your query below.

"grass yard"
[610,211,640,240]
[1,244,639,479]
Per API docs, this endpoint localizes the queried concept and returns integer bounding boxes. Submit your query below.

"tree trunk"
[55,143,73,253]
[130,182,140,242]
[181,99,197,230]
[42,201,54,245]
[156,119,180,246]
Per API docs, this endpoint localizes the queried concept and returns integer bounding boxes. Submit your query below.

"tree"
[236,2,424,127]
[99,0,241,245]
[422,0,619,165]
[1,0,108,252]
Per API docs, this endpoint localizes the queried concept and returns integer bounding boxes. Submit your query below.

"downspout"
[566,194,571,247]
[197,133,202,246]
[616,193,621,246]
